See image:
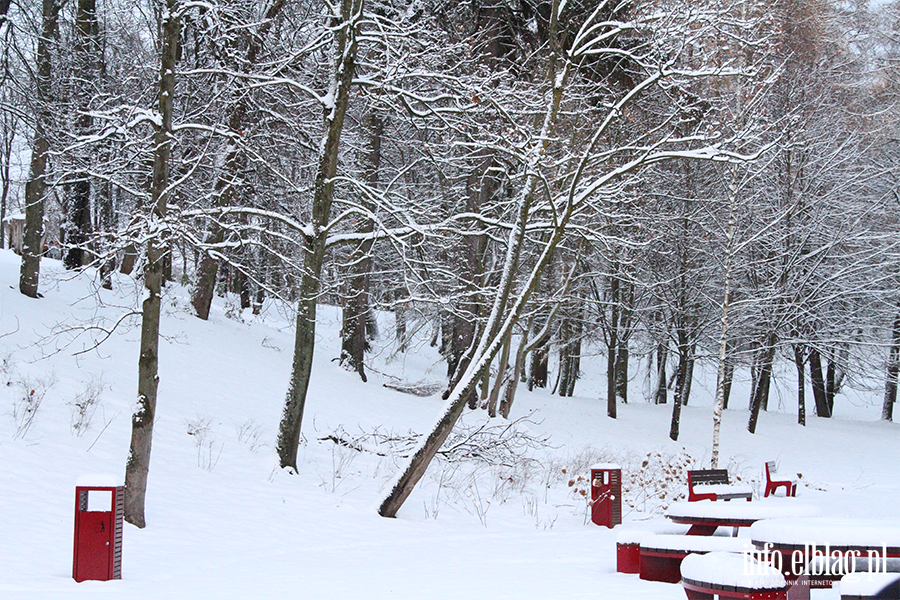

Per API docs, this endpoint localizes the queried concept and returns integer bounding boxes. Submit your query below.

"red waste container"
[73,475,123,582]
[590,463,622,528]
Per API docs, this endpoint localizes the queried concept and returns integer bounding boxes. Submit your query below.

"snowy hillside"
[1,249,898,599]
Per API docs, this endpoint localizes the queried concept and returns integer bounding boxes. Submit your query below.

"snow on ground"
[1,249,898,599]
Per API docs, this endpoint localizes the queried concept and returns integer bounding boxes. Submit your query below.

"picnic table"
[749,518,900,589]
[666,499,822,536]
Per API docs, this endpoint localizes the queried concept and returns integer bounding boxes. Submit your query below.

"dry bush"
[12,372,58,439]
[67,375,105,436]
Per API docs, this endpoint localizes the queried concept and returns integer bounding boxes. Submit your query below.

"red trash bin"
[72,475,123,582]
[590,463,622,528]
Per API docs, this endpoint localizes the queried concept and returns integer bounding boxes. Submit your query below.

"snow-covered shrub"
[562,447,697,520]
[622,449,695,513]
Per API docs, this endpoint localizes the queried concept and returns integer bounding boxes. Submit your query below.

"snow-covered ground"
[1,249,898,599]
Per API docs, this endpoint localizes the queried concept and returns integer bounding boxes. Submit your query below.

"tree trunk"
[124,0,180,528]
[681,352,695,406]
[340,113,382,381]
[528,322,550,390]
[824,350,845,417]
[614,280,632,403]
[669,347,686,441]
[20,0,61,298]
[748,333,777,434]
[276,0,362,471]
[499,325,530,419]
[69,0,106,275]
[808,347,831,417]
[0,108,15,251]
[615,339,628,403]
[710,178,736,468]
[722,354,733,409]
[97,177,114,289]
[655,341,668,405]
[394,288,407,352]
[558,311,582,397]
[794,344,807,426]
[883,314,900,421]
[606,273,619,418]
[486,330,512,416]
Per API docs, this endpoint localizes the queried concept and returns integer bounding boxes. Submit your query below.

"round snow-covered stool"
[680,551,788,600]
[640,535,753,584]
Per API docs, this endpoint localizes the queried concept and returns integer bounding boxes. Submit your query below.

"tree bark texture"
[883,314,900,421]
[668,348,686,441]
[747,333,777,434]
[808,347,831,417]
[655,342,668,405]
[794,344,807,426]
[499,325,530,419]
[603,271,625,417]
[528,322,550,390]
[124,0,180,529]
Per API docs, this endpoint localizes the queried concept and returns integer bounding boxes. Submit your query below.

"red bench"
[764,461,797,498]
[688,469,753,502]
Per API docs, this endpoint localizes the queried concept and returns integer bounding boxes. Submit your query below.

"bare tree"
[19,0,62,298]
[124,0,182,529]
[276,0,365,471]
[378,0,755,517]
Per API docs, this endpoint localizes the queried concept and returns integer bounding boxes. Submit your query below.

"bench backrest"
[689,469,730,486]
[765,461,776,475]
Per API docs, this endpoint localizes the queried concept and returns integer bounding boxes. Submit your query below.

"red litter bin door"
[75,510,112,580]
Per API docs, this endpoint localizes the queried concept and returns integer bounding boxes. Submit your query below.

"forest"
[2,0,900,526]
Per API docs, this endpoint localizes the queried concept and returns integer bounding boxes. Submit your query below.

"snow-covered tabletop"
[750,518,900,553]
[681,551,786,590]
[667,499,822,522]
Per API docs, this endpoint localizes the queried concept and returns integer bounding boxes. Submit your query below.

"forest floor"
[1,249,897,599]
